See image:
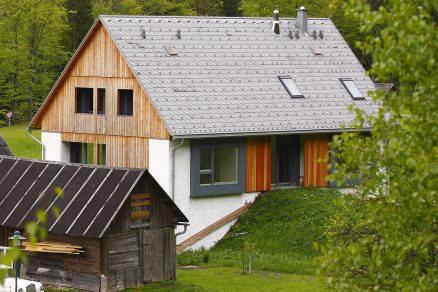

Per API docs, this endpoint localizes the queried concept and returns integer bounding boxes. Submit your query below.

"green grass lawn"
[178,188,339,276]
[124,267,326,292]
[0,124,41,159]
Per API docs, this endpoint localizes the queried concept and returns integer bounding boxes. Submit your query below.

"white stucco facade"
[170,139,259,248]
[41,131,70,162]
[148,139,171,194]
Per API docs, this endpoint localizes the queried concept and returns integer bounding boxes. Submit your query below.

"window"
[278,76,303,98]
[76,88,93,113]
[200,147,238,186]
[340,78,365,100]
[70,142,94,164]
[118,89,133,116]
[191,139,246,196]
[97,88,105,114]
[97,144,106,165]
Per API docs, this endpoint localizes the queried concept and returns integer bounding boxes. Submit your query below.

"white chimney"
[272,8,280,35]
[296,6,308,34]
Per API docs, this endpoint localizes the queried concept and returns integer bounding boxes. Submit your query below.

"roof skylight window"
[340,78,364,100]
[279,76,303,98]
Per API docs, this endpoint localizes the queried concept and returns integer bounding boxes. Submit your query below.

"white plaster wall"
[173,139,259,248]
[149,139,171,193]
[41,131,70,162]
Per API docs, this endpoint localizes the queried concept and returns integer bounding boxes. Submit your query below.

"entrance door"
[271,136,300,186]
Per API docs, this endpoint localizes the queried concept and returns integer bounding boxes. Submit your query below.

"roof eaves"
[29,18,104,129]
[171,127,373,140]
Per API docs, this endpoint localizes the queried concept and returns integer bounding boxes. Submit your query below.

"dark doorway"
[271,135,300,186]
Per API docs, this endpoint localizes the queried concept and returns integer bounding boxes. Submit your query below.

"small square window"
[340,78,365,100]
[97,88,105,114]
[278,76,303,98]
[76,88,93,113]
[118,89,133,116]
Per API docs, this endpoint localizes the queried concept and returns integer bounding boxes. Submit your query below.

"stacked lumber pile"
[22,241,84,255]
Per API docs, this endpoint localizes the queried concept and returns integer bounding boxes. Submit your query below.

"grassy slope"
[0,124,41,159]
[178,188,339,275]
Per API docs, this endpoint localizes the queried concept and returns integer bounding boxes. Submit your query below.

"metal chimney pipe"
[296,6,308,34]
[272,8,280,34]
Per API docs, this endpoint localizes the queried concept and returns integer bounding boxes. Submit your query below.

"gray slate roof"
[100,16,379,138]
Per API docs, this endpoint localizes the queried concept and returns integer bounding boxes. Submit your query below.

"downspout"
[27,127,45,160]
[175,222,189,236]
[171,138,184,200]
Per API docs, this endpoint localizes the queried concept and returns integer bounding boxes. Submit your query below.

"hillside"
[178,188,340,275]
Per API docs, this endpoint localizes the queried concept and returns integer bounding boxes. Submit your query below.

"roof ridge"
[99,15,331,20]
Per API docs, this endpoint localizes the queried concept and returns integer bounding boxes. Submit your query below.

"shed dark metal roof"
[0,136,13,156]
[0,156,187,238]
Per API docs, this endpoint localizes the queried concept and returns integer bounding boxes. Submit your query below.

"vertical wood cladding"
[246,136,271,192]
[38,23,169,139]
[62,132,148,169]
[304,134,329,187]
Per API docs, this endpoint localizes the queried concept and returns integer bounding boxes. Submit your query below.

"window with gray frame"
[191,139,246,196]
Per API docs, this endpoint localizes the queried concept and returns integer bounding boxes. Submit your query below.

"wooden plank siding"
[37,22,169,140]
[62,132,149,168]
[304,134,329,187]
[246,136,271,192]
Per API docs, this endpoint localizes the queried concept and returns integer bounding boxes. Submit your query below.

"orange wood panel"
[246,136,271,192]
[61,132,149,169]
[36,22,169,140]
[304,134,329,187]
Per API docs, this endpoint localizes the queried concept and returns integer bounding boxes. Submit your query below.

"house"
[28,7,379,249]
[0,135,14,156]
[0,155,188,291]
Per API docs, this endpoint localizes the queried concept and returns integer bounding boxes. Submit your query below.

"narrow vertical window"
[118,89,133,116]
[75,88,93,113]
[97,144,106,166]
[97,88,105,114]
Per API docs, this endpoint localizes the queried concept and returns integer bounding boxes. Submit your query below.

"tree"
[320,0,438,291]
[239,0,332,17]
[141,0,196,16]
[224,0,240,16]
[64,0,94,52]
[0,0,68,123]
[91,0,142,19]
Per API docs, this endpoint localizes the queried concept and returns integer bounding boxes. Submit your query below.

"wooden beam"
[176,202,253,253]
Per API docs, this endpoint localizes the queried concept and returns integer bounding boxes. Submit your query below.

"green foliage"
[126,267,326,291]
[141,0,196,16]
[223,0,241,16]
[320,1,438,291]
[0,0,68,123]
[179,188,339,275]
[239,0,332,17]
[91,0,142,19]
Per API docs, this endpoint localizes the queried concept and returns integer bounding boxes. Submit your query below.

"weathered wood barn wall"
[0,157,188,292]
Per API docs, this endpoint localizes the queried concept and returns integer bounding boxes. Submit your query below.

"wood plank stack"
[22,241,84,255]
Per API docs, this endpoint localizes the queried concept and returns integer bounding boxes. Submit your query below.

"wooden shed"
[0,155,188,291]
